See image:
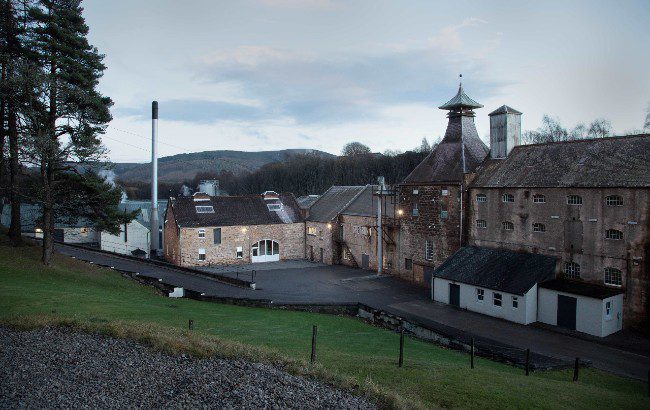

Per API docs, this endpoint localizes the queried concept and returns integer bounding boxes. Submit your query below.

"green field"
[1,235,647,409]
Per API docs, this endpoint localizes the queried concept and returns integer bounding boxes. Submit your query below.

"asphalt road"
[56,244,650,381]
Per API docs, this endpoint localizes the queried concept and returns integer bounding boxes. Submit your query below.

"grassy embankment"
[1,234,648,409]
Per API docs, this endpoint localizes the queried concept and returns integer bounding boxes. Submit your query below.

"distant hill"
[114,149,335,183]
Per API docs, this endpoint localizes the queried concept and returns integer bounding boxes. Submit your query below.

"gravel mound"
[0,327,374,409]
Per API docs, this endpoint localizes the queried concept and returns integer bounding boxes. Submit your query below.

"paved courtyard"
[56,244,650,380]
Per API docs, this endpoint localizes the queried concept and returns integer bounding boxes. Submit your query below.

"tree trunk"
[41,162,54,265]
[8,82,22,246]
[0,60,6,215]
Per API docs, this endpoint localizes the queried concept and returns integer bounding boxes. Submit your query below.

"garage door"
[557,295,577,330]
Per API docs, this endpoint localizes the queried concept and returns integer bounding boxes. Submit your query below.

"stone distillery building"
[395,82,489,284]
[164,191,304,267]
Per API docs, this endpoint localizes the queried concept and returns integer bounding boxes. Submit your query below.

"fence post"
[647,370,649,397]
[398,324,404,368]
[470,337,475,369]
[310,325,317,364]
[189,319,194,331]
[525,348,530,376]
[573,358,579,382]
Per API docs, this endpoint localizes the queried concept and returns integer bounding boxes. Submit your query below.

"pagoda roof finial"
[439,75,483,111]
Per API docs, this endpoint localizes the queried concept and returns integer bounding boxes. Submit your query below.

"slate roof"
[432,246,557,295]
[169,193,303,228]
[471,134,650,188]
[489,105,522,116]
[1,204,92,230]
[118,200,168,229]
[403,115,489,184]
[539,278,625,300]
[306,186,366,222]
[296,195,320,210]
[438,84,483,110]
[341,185,395,218]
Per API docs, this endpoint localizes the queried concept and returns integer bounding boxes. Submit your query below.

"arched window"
[502,221,514,230]
[567,195,582,205]
[502,194,514,203]
[532,223,546,233]
[251,239,280,262]
[564,262,580,279]
[604,268,622,286]
[605,229,623,240]
[532,194,546,203]
[605,195,623,206]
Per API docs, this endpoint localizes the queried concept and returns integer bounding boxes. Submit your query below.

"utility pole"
[377,176,385,274]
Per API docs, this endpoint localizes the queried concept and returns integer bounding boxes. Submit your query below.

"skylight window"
[267,203,283,212]
[195,205,214,213]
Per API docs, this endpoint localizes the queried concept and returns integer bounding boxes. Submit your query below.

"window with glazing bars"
[605,195,623,206]
[566,195,582,205]
[605,229,623,240]
[564,261,580,279]
[604,267,622,286]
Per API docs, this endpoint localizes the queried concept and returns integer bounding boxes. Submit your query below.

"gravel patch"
[0,327,375,409]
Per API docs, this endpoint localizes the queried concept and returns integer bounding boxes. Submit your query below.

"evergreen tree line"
[119,147,430,200]
[0,0,131,265]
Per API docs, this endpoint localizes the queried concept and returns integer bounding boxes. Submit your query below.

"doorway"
[251,239,280,263]
[449,283,460,307]
[361,254,370,269]
[557,295,577,330]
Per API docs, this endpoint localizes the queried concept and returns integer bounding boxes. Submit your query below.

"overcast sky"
[83,0,650,163]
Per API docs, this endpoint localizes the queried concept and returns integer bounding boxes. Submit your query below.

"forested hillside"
[121,150,429,199]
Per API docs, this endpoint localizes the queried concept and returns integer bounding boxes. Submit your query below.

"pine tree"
[26,0,114,264]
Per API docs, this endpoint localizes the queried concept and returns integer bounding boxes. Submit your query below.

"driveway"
[56,244,650,380]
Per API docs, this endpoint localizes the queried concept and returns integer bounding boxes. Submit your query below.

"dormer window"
[605,195,623,206]
[195,205,214,213]
[533,194,546,203]
[476,194,487,203]
[502,194,514,203]
[567,195,582,205]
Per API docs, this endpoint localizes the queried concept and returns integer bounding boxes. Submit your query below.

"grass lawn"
[1,236,648,409]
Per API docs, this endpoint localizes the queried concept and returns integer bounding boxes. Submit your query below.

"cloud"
[113,99,274,124]
[191,20,505,125]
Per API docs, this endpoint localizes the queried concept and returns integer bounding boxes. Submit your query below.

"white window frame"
[502,194,514,203]
[425,240,434,261]
[198,229,206,238]
[195,205,215,213]
[605,301,612,320]
[605,195,623,206]
[236,246,243,259]
[512,296,519,309]
[476,219,487,229]
[564,261,581,279]
[198,248,206,261]
[493,292,502,307]
[533,194,546,203]
[476,288,484,302]
[502,221,514,231]
[413,188,419,195]
[307,226,317,236]
[441,187,449,196]
[604,267,622,287]
[476,194,487,203]
[532,223,546,233]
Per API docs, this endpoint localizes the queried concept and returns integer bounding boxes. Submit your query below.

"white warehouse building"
[431,246,625,337]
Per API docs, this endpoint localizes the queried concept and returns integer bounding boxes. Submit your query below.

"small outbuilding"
[431,247,556,325]
[537,279,624,337]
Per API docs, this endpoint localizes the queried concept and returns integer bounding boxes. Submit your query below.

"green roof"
[438,84,483,110]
